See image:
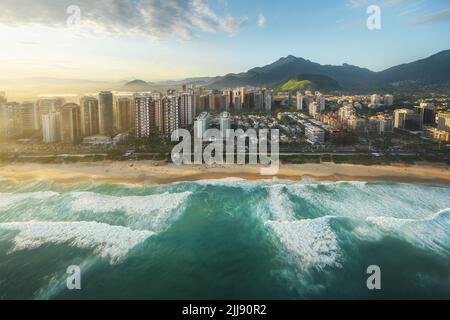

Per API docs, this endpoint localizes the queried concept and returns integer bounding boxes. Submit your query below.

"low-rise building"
[305,125,325,145]
[423,126,449,142]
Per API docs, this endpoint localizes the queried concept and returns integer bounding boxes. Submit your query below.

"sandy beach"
[0,161,449,185]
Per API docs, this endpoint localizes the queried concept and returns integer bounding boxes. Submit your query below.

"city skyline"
[1,0,450,81]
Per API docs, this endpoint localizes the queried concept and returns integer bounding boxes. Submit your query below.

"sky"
[0,0,449,81]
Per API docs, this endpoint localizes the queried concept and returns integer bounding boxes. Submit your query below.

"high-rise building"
[60,103,81,143]
[155,96,180,136]
[415,103,436,129]
[152,92,162,101]
[371,94,381,106]
[253,91,264,110]
[180,93,195,127]
[394,109,421,130]
[0,102,38,137]
[37,98,65,118]
[195,112,210,140]
[98,91,114,136]
[239,87,246,106]
[438,112,450,132]
[198,94,209,112]
[0,103,20,139]
[18,102,39,132]
[114,96,133,132]
[42,112,61,143]
[220,112,231,139]
[265,91,273,111]
[384,94,394,106]
[316,92,325,112]
[80,96,99,137]
[232,90,241,111]
[296,92,304,111]
[135,95,155,138]
[220,92,231,111]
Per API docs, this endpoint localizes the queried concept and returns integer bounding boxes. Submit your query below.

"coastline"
[0,161,450,186]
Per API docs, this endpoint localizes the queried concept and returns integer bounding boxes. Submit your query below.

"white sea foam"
[0,192,59,210]
[0,221,153,264]
[70,191,192,232]
[266,185,295,221]
[266,217,341,270]
[263,185,341,270]
[366,209,450,256]
[286,181,450,220]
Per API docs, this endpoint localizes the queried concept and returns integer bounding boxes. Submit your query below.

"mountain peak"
[207,49,450,90]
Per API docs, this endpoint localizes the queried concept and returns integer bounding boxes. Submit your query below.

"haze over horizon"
[1,0,450,82]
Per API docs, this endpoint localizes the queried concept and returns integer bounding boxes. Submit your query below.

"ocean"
[0,178,449,300]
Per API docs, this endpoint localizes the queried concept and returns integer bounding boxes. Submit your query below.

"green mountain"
[207,50,450,91]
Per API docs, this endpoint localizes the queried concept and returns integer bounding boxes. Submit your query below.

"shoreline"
[0,161,450,186]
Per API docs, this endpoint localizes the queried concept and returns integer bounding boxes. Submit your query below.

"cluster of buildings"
[0,87,273,144]
[295,90,450,143]
[393,104,450,142]
[296,91,326,114]
[369,94,394,108]
[0,92,132,144]
[198,87,273,112]
[2,87,449,147]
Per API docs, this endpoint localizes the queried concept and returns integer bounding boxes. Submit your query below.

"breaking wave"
[0,192,59,210]
[69,191,192,232]
[0,221,154,264]
[263,186,342,271]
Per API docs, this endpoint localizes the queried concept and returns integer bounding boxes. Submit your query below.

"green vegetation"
[280,79,314,91]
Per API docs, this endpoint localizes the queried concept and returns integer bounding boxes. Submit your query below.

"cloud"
[0,0,248,40]
[258,14,266,28]
[411,8,450,25]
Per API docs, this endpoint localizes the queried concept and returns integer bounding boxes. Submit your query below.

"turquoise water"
[0,178,449,300]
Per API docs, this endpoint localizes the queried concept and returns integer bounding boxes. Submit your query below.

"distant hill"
[123,79,152,91]
[278,74,341,91]
[281,80,313,91]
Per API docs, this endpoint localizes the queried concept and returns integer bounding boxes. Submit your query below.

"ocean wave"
[70,191,192,232]
[262,185,342,271]
[285,181,450,220]
[265,217,341,270]
[266,185,295,221]
[182,177,297,190]
[0,221,154,264]
[365,209,450,256]
[0,192,59,210]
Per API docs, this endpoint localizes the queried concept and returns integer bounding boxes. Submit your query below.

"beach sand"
[0,161,449,185]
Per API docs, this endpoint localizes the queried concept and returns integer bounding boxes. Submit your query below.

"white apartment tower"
[135,95,155,138]
[296,92,304,111]
[220,112,231,139]
[180,93,196,127]
[195,112,210,140]
[42,112,61,143]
